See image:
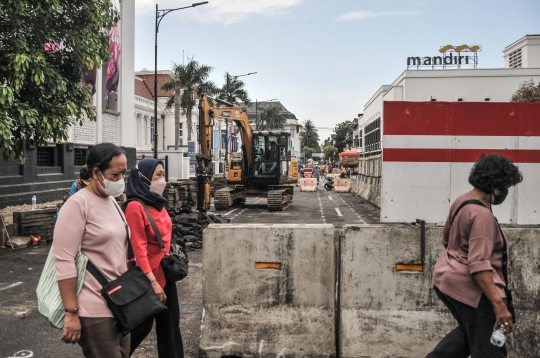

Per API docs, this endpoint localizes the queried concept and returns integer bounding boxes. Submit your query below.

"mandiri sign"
[407,44,481,70]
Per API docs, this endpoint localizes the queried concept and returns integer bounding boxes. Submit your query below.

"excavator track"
[214,188,234,210]
[267,188,293,211]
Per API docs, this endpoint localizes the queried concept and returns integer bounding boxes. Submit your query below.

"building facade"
[0,1,136,207]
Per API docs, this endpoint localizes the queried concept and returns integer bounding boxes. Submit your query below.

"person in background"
[427,154,523,358]
[320,163,327,177]
[339,166,347,178]
[54,143,129,357]
[328,163,333,173]
[262,141,278,174]
[124,159,184,358]
[69,165,91,197]
[312,163,321,185]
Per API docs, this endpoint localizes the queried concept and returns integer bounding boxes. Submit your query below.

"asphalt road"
[0,184,379,357]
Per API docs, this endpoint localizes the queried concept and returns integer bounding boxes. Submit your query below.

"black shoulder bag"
[86,200,167,336]
[451,199,516,323]
[132,199,189,282]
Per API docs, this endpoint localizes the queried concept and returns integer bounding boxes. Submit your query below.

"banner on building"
[104,22,121,99]
[188,141,196,160]
[231,133,237,152]
[213,130,219,149]
[221,130,227,149]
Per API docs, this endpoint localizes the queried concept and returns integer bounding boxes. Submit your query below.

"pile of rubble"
[169,206,229,251]
[160,178,230,251]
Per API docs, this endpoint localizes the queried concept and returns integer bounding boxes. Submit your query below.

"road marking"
[335,208,343,216]
[0,282,23,291]
[328,195,333,201]
[316,192,327,223]
[224,208,238,216]
[6,350,33,358]
[335,193,368,224]
[229,198,262,220]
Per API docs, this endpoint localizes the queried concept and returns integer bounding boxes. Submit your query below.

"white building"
[134,70,198,153]
[359,35,540,157]
[353,34,540,224]
[67,0,135,152]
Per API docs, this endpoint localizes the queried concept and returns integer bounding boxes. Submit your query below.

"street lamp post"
[154,1,209,159]
[223,71,256,175]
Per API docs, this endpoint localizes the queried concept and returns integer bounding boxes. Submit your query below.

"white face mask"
[149,177,166,196]
[100,172,125,197]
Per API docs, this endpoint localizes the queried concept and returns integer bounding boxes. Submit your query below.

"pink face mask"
[149,177,166,196]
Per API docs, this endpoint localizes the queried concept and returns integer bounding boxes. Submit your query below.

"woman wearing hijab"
[123,158,184,358]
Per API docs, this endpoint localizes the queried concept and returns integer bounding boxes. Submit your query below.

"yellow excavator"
[196,94,299,212]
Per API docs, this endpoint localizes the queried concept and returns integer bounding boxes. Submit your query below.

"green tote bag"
[36,246,88,329]
[36,193,88,329]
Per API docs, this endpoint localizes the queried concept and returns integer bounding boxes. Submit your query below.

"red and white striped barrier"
[334,178,352,193]
[382,101,540,224]
[299,178,318,192]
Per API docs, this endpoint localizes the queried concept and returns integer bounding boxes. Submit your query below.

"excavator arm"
[196,94,254,211]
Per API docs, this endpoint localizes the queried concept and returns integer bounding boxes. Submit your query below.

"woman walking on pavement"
[54,143,130,357]
[123,158,184,358]
[427,154,522,358]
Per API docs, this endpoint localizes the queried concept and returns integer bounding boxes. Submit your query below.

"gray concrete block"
[201,224,335,357]
[340,224,540,358]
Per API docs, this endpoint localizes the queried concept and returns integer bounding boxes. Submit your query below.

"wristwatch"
[65,307,79,314]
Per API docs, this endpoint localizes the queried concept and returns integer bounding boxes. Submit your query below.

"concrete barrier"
[340,224,540,358]
[355,156,381,208]
[201,224,336,358]
[334,178,352,193]
[299,178,318,192]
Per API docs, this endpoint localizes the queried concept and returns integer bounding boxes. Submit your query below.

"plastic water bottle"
[490,323,507,347]
[31,195,36,211]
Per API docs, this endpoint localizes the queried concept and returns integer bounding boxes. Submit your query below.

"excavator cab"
[251,131,293,185]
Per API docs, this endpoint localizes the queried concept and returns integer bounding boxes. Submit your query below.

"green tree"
[301,146,317,160]
[333,120,351,152]
[0,0,118,163]
[255,104,286,130]
[510,79,540,102]
[300,119,320,151]
[163,59,215,143]
[218,72,250,105]
[322,144,338,161]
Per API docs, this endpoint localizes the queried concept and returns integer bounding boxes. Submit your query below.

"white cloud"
[335,10,419,22]
[136,0,303,25]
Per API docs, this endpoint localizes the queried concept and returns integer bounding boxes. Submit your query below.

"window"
[37,147,55,166]
[508,48,522,68]
[457,98,464,102]
[485,97,491,102]
[74,148,87,166]
[179,130,183,137]
[430,97,437,101]
[179,138,183,146]
[364,118,381,157]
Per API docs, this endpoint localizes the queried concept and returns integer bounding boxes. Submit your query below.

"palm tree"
[300,119,320,150]
[162,59,215,147]
[217,72,250,105]
[255,104,286,130]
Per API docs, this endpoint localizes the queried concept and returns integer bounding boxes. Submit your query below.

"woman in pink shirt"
[123,158,184,358]
[427,154,523,358]
[54,143,129,357]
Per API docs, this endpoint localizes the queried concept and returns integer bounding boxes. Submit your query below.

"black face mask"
[491,188,509,205]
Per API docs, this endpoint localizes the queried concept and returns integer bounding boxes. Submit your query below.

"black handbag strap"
[450,198,510,288]
[86,198,134,287]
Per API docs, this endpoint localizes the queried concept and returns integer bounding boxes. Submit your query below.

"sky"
[134,0,540,143]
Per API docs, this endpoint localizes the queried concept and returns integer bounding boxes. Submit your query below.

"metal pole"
[153,4,158,159]
[224,74,229,176]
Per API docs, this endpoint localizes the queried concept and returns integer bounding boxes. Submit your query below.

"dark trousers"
[426,286,507,358]
[129,279,184,358]
[79,317,130,358]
